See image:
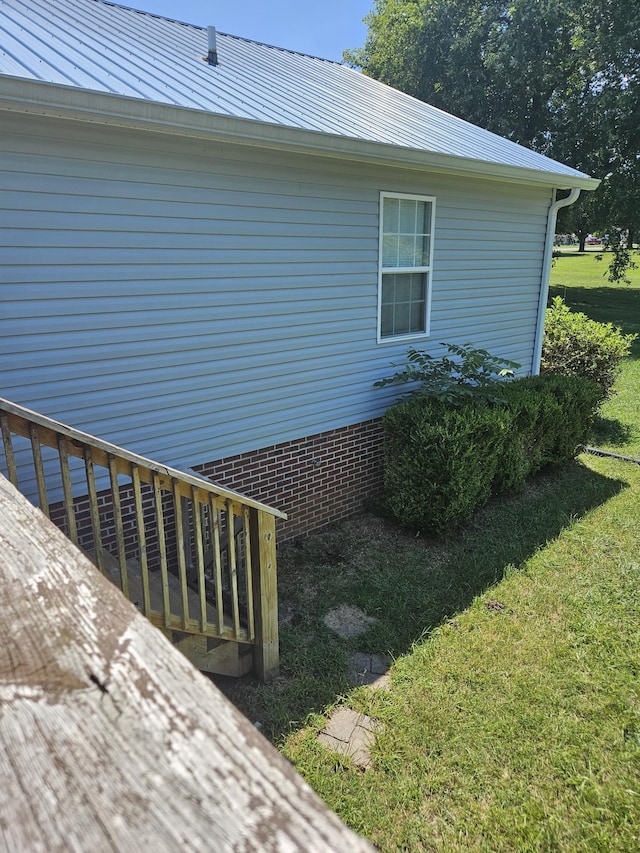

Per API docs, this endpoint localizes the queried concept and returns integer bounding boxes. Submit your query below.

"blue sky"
[126,1,374,62]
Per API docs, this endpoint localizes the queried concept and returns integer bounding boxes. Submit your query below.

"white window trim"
[377,191,436,344]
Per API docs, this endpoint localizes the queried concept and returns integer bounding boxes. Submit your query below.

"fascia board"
[0,76,601,191]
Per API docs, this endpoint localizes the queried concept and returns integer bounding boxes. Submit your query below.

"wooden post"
[83,446,104,571]
[249,508,279,681]
[0,474,373,851]
[0,413,19,488]
[29,423,49,518]
[58,435,78,546]
[131,464,151,617]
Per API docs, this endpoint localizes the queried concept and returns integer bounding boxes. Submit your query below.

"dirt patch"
[323,604,378,639]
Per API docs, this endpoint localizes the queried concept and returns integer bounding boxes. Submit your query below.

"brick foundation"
[49,480,177,570]
[193,418,385,541]
[47,418,385,553]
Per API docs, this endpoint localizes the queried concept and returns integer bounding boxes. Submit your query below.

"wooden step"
[168,633,253,677]
[87,549,253,678]
[89,548,217,624]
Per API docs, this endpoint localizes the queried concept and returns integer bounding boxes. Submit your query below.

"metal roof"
[0,0,596,187]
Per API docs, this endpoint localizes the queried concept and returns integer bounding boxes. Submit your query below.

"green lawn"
[549,249,640,458]
[223,261,640,851]
[277,450,639,851]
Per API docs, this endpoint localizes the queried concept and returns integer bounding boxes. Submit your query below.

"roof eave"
[0,76,601,191]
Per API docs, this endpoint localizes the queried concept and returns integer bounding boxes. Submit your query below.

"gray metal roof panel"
[0,0,592,183]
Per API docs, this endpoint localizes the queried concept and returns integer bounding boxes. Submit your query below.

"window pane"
[383,197,399,233]
[410,272,425,301]
[394,301,410,335]
[410,299,425,332]
[399,199,416,232]
[381,273,395,306]
[418,235,431,266]
[394,274,411,302]
[382,234,398,267]
[382,198,433,270]
[380,303,394,337]
[418,202,432,235]
[398,235,415,266]
[381,273,426,337]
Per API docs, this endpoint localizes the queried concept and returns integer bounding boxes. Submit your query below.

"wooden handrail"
[0,397,286,519]
[0,397,283,679]
[0,474,373,851]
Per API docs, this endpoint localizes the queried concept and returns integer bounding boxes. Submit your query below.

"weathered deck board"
[0,474,373,852]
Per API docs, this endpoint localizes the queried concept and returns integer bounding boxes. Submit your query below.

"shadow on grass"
[592,415,635,448]
[214,460,627,742]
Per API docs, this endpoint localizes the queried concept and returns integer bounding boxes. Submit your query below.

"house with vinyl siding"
[0,0,598,539]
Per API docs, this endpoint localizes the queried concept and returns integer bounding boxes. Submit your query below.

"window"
[378,192,435,341]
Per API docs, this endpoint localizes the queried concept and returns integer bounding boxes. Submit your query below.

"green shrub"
[495,374,601,492]
[382,374,600,532]
[382,396,509,532]
[541,296,636,402]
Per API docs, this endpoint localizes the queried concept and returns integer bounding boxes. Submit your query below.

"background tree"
[346,0,639,276]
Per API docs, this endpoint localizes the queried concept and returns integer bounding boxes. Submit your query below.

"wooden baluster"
[173,481,190,630]
[243,507,255,642]
[226,499,241,639]
[108,455,129,599]
[132,465,151,618]
[58,435,78,546]
[210,496,225,636]
[0,414,19,488]
[153,473,171,627]
[83,447,104,571]
[192,488,208,633]
[29,424,49,518]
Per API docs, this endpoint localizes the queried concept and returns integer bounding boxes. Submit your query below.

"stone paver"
[318,707,382,769]
[347,653,392,689]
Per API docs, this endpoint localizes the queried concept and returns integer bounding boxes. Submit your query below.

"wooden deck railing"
[0,397,286,681]
[0,473,373,851]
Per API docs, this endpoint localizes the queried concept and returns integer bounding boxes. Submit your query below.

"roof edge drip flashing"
[0,77,600,191]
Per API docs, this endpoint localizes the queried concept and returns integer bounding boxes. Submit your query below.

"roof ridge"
[96,0,200,31]
[220,32,340,66]
[96,0,341,65]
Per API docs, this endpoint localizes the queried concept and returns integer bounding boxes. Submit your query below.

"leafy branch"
[374,343,520,405]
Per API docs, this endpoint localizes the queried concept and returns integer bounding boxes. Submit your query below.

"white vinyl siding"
[0,112,553,481]
[378,192,435,341]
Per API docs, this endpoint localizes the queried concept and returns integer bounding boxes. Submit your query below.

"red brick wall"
[49,479,178,569]
[193,418,384,541]
[48,418,385,552]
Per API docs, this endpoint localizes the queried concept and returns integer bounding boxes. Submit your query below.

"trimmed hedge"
[382,373,601,532]
[541,296,635,402]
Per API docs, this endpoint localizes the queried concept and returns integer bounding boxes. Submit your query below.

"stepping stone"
[323,604,377,639]
[318,707,382,769]
[348,653,392,690]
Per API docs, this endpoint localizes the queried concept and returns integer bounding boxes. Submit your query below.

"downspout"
[531,186,581,374]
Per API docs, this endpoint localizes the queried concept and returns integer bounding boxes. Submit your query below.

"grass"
[549,248,640,458]
[283,455,639,848]
[217,260,640,850]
